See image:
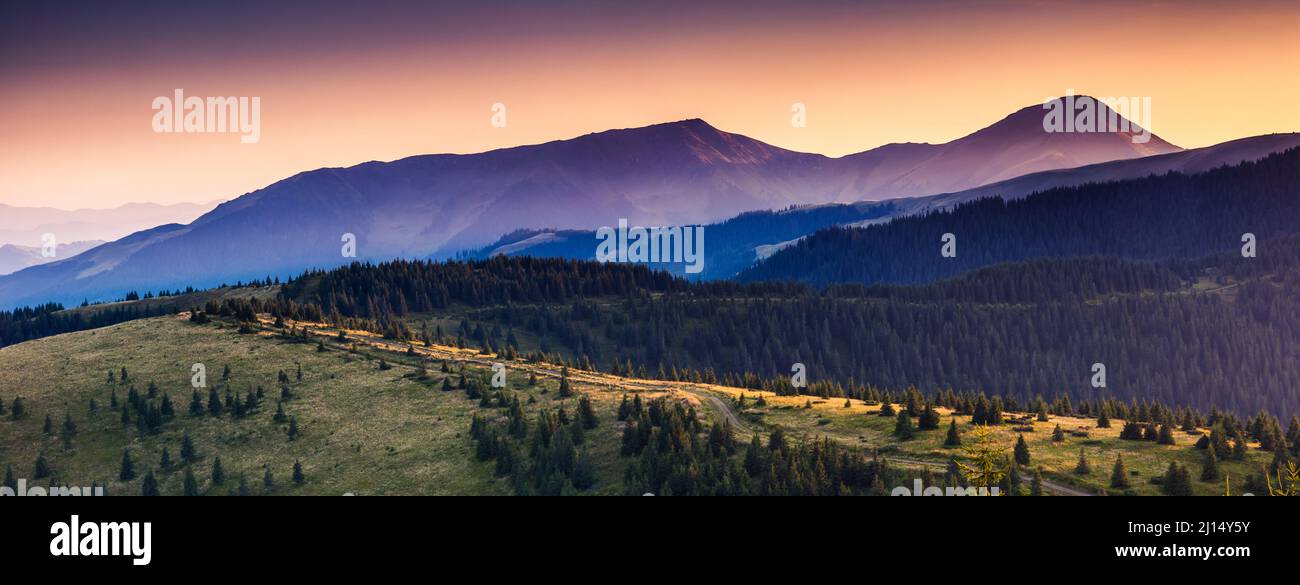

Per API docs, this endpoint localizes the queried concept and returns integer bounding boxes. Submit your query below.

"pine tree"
[1120,421,1144,440]
[943,418,961,446]
[273,401,287,423]
[159,448,173,472]
[1052,424,1065,442]
[1030,468,1044,496]
[1158,424,1176,445]
[207,387,222,416]
[1075,448,1091,475]
[293,460,305,485]
[1013,434,1031,465]
[287,416,299,441]
[119,449,136,481]
[43,414,53,435]
[1201,447,1221,482]
[918,403,941,430]
[33,454,51,479]
[1110,454,1130,489]
[178,434,198,465]
[183,467,199,496]
[1097,409,1111,428]
[141,470,159,496]
[578,396,598,429]
[211,457,225,485]
[893,411,915,440]
[1164,462,1193,496]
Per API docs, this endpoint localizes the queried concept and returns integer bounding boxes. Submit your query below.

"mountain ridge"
[0,99,1199,308]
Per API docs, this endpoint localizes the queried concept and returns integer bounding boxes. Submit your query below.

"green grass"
[704,386,1272,495]
[0,312,1274,496]
[0,315,631,495]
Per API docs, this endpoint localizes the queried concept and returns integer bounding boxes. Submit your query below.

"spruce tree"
[287,416,299,441]
[1052,424,1065,442]
[119,449,136,481]
[141,470,159,496]
[918,403,941,430]
[292,460,305,485]
[263,467,274,491]
[179,434,197,463]
[1231,434,1248,460]
[943,418,961,446]
[1110,454,1130,489]
[893,411,914,440]
[159,448,173,472]
[1014,434,1031,465]
[1030,468,1044,496]
[183,467,199,496]
[1201,447,1221,482]
[211,457,225,485]
[33,453,50,479]
[1075,448,1090,475]
[1158,424,1176,445]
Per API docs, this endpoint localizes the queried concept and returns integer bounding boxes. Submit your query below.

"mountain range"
[0,201,217,247]
[468,133,1300,279]
[738,146,1300,286]
[0,240,103,276]
[0,97,1279,309]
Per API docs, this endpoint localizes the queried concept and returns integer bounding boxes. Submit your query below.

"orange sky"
[2,0,1297,209]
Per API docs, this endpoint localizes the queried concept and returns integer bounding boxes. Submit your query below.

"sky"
[2,0,1297,210]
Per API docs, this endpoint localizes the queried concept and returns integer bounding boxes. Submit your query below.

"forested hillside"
[258,241,1300,417]
[738,148,1300,286]
[465,201,899,280]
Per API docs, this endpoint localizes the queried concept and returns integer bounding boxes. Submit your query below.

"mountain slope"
[0,201,217,247]
[834,100,1180,199]
[466,134,1297,280]
[0,240,102,276]
[0,101,1179,308]
[739,147,1300,286]
[878,133,1300,219]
